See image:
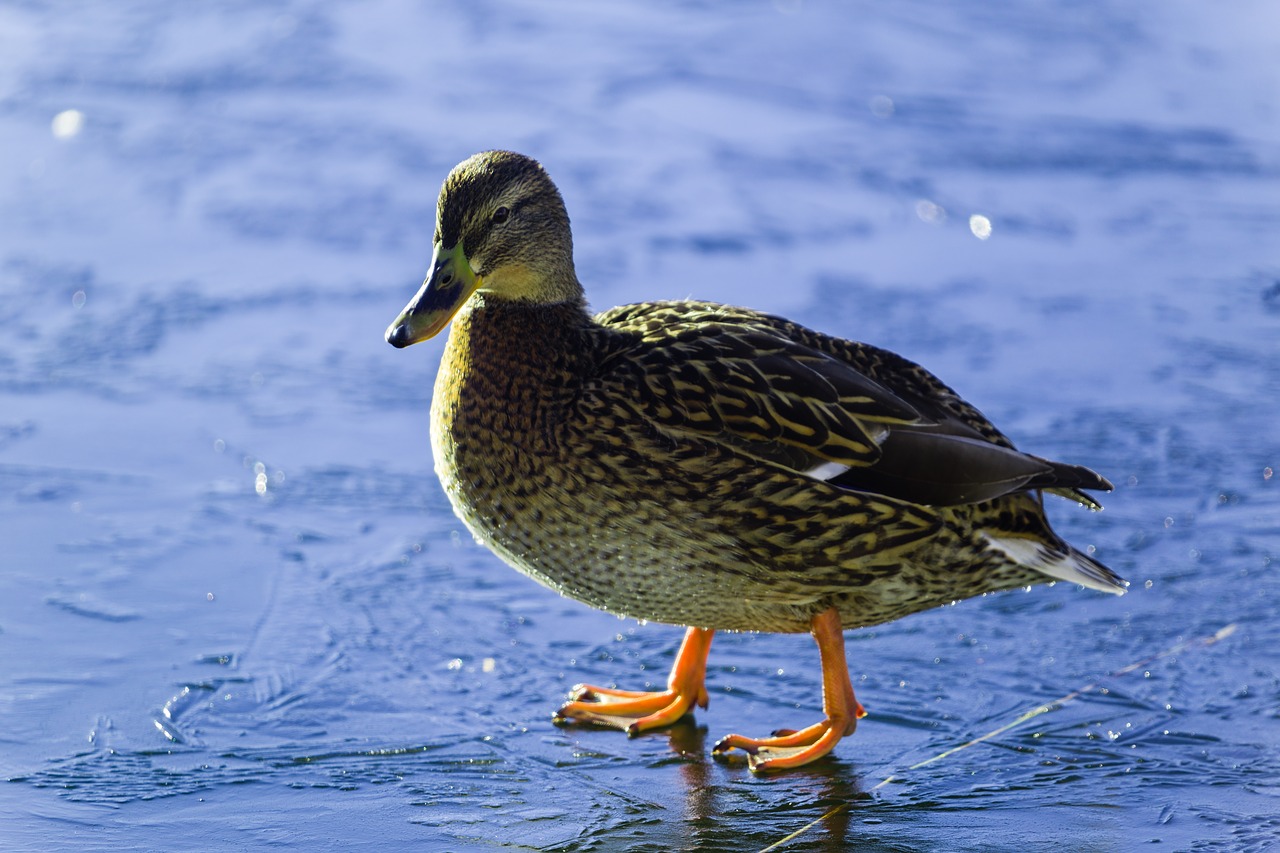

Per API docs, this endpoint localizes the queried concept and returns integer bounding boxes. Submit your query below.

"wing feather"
[596,305,922,466]
[590,300,1111,508]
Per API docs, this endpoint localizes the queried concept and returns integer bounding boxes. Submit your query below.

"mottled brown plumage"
[386,150,1125,772]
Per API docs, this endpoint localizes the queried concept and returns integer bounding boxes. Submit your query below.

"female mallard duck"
[386,150,1125,773]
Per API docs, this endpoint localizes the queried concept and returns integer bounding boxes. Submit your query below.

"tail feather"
[982,533,1127,595]
[1037,458,1114,494]
[1037,459,1113,511]
[1045,486,1105,511]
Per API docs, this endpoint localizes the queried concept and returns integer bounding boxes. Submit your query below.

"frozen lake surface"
[2,2,1278,850]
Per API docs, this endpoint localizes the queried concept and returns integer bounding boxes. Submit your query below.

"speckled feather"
[429,293,1124,634]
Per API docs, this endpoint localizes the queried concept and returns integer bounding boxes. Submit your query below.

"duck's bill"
[385,242,481,348]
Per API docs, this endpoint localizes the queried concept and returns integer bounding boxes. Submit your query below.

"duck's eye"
[492,206,510,225]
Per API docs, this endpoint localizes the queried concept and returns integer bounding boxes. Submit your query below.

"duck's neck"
[445,294,591,373]
[431,295,593,446]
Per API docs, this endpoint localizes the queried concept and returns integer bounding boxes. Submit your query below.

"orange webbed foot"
[711,701,866,772]
[555,680,709,734]
[712,607,863,773]
[552,627,714,735]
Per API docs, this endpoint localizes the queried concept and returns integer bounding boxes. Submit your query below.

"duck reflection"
[648,717,870,852]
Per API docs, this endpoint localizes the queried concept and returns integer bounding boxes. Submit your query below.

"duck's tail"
[982,533,1128,595]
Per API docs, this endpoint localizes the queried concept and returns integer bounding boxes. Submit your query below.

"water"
[2,1,1278,850]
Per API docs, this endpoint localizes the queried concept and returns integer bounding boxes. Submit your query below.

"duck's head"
[385,150,580,348]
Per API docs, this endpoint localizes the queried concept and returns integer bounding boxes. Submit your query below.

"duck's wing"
[592,302,921,467]
[590,300,1111,509]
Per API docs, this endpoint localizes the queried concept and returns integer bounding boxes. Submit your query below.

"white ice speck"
[51,109,84,139]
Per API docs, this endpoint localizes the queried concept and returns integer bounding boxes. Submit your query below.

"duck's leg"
[553,626,714,734]
[712,606,866,773]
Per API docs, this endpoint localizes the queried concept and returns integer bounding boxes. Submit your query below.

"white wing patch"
[982,533,1127,595]
[804,460,852,482]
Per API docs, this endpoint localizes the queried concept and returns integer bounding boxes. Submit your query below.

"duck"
[385,150,1126,773]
